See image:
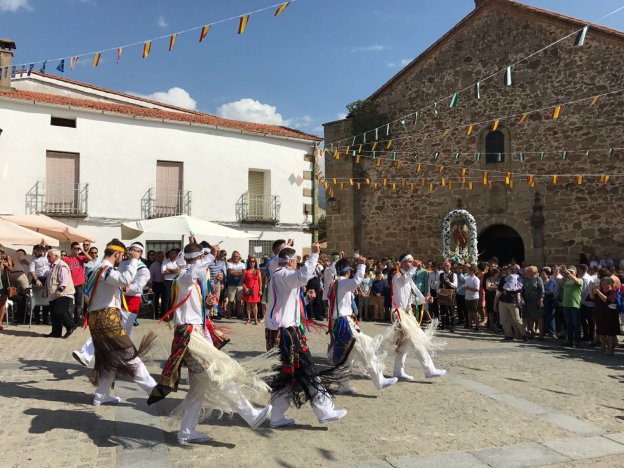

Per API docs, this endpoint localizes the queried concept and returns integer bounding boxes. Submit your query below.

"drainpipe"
[311,144,318,242]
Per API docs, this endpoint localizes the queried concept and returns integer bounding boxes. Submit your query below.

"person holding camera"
[242,255,262,325]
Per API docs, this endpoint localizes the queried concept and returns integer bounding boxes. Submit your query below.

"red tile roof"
[24,71,207,115]
[366,0,624,103]
[3,75,320,142]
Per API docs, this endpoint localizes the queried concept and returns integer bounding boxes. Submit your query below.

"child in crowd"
[371,271,387,321]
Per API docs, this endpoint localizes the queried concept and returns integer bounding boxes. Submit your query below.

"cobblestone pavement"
[2,318,624,467]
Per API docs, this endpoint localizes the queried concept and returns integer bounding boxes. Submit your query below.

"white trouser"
[342,346,385,389]
[396,347,436,375]
[94,355,156,401]
[178,378,258,437]
[270,386,336,423]
[80,310,135,364]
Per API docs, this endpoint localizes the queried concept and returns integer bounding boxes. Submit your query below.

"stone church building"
[323,0,624,266]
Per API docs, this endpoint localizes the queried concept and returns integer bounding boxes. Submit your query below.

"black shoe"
[46,333,62,338]
[474,326,479,332]
[522,336,528,342]
[63,327,76,339]
[503,336,513,341]
[449,328,455,333]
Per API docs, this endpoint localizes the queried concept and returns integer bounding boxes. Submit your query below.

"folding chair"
[27,286,50,328]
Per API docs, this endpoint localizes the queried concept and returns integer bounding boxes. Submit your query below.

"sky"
[1,0,623,135]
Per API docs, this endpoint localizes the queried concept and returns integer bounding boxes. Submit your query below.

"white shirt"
[464,275,481,301]
[161,259,179,281]
[88,259,137,311]
[332,264,365,319]
[581,273,597,307]
[267,255,281,276]
[265,253,318,330]
[172,256,215,328]
[123,260,151,297]
[322,261,337,300]
[428,270,440,291]
[393,268,426,309]
[29,256,50,278]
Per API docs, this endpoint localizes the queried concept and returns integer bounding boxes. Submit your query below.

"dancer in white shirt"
[328,257,397,394]
[72,242,150,367]
[267,243,347,428]
[391,254,446,380]
[81,239,157,406]
[148,241,274,445]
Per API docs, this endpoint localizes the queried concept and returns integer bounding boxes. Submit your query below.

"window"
[156,161,183,217]
[248,170,268,219]
[248,240,275,258]
[485,130,505,163]
[50,117,76,128]
[146,240,182,254]
[45,151,79,213]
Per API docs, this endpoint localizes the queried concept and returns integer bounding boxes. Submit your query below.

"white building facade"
[0,71,320,257]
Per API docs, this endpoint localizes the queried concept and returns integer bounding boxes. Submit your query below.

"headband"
[184,251,203,260]
[130,242,144,252]
[339,266,351,274]
[106,244,125,253]
[400,254,414,263]
[202,248,211,255]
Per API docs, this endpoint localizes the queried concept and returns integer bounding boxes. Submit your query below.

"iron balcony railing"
[26,181,88,217]
[235,192,280,224]
[141,188,191,219]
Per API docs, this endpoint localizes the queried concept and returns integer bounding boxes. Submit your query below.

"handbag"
[437,288,456,306]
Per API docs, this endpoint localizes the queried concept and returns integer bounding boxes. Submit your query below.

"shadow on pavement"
[0,380,92,405]
[0,328,43,338]
[24,408,165,448]
[19,358,86,381]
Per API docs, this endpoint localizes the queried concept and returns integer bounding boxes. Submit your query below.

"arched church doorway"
[478,224,525,264]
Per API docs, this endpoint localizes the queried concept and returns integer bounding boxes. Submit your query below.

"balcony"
[26,181,89,217]
[141,188,191,219]
[235,192,280,224]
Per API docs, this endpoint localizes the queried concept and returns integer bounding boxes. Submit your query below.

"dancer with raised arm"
[83,239,157,406]
[328,256,397,394]
[267,242,347,428]
[391,254,446,380]
[148,241,274,445]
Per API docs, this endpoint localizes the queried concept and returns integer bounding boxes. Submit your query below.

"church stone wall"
[324,3,624,265]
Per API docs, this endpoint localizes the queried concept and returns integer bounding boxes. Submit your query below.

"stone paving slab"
[472,443,570,467]
[543,435,624,461]
[387,451,489,467]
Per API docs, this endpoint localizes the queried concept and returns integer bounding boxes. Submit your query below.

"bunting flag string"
[11,1,295,72]
[324,3,624,151]
[325,85,624,151]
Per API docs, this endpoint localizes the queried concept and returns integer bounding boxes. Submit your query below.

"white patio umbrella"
[1,214,96,243]
[0,219,60,248]
[121,215,256,244]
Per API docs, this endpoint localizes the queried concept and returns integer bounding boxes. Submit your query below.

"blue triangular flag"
[11,66,16,78]
[39,61,47,74]
[27,63,34,76]
[56,59,65,73]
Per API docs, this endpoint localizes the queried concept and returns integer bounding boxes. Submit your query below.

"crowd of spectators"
[2,240,622,355]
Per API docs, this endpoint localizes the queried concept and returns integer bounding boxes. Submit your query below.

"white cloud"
[337,112,347,120]
[350,44,385,52]
[130,87,197,110]
[157,15,167,28]
[217,98,288,125]
[387,58,412,68]
[0,0,32,12]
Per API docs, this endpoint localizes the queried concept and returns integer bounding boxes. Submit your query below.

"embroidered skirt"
[88,307,155,386]
[270,326,346,408]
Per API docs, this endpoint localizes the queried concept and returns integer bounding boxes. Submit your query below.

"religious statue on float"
[442,209,478,264]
